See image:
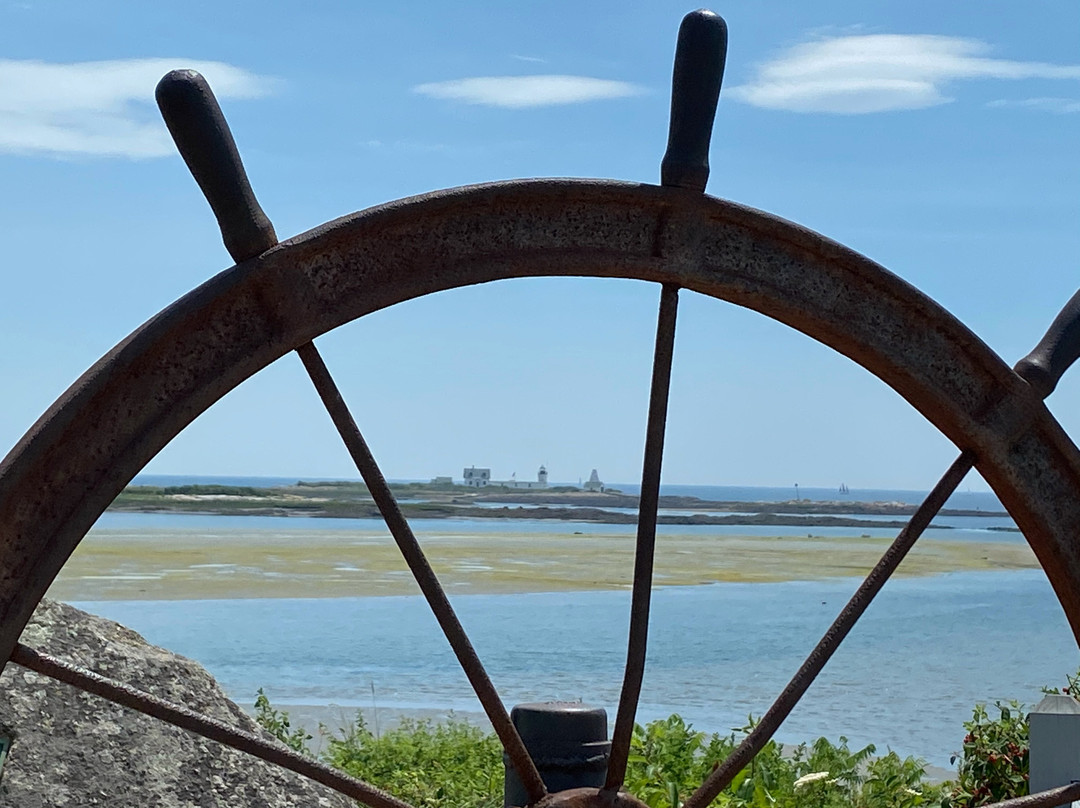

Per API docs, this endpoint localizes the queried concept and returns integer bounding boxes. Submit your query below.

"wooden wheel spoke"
[295,340,547,805]
[681,452,974,808]
[11,643,414,808]
[604,283,680,793]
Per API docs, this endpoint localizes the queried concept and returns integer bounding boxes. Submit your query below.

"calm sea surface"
[84,480,1063,769]
[74,569,1077,769]
[91,510,1021,543]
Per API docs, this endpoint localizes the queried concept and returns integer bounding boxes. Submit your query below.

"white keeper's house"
[462,466,491,487]
[461,465,549,489]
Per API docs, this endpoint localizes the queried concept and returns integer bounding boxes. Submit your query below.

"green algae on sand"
[46,526,1040,602]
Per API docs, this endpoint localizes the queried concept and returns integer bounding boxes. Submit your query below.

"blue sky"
[1,1,1077,491]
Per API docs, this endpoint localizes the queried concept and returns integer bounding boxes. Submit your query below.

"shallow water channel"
[75,567,1078,769]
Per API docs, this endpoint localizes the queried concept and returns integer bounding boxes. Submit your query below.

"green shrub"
[322,715,503,808]
[253,688,313,754]
[249,693,942,808]
[942,667,1080,808]
[943,701,1029,808]
[625,714,734,808]
[859,751,944,808]
[623,714,932,808]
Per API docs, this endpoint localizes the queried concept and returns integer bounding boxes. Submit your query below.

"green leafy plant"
[253,688,313,755]
[944,701,1028,808]
[859,751,943,808]
[323,714,503,808]
[623,714,929,808]
[1040,667,1080,697]
[251,690,940,808]
[625,714,735,808]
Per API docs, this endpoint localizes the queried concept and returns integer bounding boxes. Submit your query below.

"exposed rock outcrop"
[0,599,355,808]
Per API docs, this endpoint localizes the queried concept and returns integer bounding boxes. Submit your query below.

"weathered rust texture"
[982,783,1080,808]
[534,786,651,808]
[3,9,1075,807]
[3,181,1080,682]
[605,284,679,793]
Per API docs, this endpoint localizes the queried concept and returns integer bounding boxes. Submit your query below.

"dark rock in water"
[0,599,355,808]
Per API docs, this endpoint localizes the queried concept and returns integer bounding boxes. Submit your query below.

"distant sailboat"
[839,483,849,495]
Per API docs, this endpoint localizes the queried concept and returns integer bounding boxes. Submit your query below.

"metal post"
[1029,694,1080,794]
[503,702,610,807]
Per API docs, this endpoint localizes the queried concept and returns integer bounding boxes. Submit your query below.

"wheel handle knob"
[156,69,277,263]
[660,9,728,193]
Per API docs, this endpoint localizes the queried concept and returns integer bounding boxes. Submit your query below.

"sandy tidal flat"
[45,526,1041,601]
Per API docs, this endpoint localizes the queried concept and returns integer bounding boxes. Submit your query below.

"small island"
[107,479,1011,531]
[49,477,1030,602]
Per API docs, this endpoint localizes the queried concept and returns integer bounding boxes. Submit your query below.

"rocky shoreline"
[108,482,1010,530]
[470,491,1005,518]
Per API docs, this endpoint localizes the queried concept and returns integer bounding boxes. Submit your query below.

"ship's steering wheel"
[3,10,1080,808]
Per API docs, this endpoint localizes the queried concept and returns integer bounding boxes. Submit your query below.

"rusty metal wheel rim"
[1,179,1079,807]
[3,9,1079,804]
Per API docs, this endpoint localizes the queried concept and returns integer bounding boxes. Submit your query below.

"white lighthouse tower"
[537,465,548,488]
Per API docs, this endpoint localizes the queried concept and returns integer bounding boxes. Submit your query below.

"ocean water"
[91,510,1021,544]
[74,569,1078,769]
[609,483,1004,512]
[88,480,1054,769]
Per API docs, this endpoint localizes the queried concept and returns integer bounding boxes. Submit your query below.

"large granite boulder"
[0,599,356,807]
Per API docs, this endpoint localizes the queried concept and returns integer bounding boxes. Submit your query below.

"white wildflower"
[794,771,831,789]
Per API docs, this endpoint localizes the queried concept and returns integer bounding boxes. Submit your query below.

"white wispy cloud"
[729,34,1080,114]
[0,58,275,158]
[359,138,451,153]
[413,75,643,109]
[987,96,1080,114]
